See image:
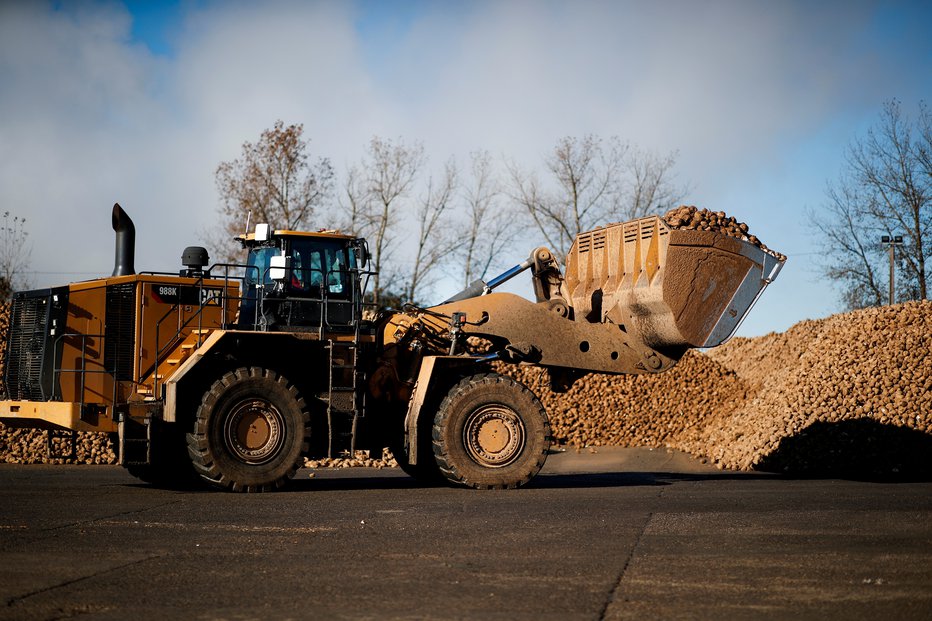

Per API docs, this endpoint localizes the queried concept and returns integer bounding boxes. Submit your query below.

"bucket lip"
[701,250,785,348]
[667,225,786,267]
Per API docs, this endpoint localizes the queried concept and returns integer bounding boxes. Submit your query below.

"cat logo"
[199,288,222,306]
[152,284,224,306]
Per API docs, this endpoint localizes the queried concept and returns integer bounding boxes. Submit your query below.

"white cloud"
[1,0,929,332]
[0,2,165,276]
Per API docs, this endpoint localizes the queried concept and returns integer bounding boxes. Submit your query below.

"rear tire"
[431,373,551,489]
[186,367,310,492]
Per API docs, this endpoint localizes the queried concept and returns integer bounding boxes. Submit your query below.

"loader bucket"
[563,216,784,349]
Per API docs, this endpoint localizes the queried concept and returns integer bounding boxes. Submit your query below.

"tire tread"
[431,372,551,490]
[186,367,310,492]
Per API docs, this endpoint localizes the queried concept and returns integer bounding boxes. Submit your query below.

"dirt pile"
[304,448,397,470]
[663,205,787,261]
[0,427,117,464]
[501,300,931,477]
[697,300,932,476]
[495,350,747,449]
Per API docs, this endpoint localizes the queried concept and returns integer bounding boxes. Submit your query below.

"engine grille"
[105,283,136,382]
[5,289,67,401]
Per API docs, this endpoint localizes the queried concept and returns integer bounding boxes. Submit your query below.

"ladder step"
[327,336,362,430]
[119,419,151,466]
[181,343,196,350]
[326,393,355,411]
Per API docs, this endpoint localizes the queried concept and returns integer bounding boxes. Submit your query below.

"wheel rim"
[222,398,286,465]
[462,404,526,468]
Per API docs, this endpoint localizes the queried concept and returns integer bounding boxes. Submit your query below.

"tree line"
[0,212,30,301]
[210,121,686,306]
[3,101,926,312]
[812,99,931,309]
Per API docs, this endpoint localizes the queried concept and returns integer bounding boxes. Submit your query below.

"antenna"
[245,211,252,235]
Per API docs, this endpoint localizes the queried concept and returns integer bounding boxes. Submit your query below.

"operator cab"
[237,224,367,332]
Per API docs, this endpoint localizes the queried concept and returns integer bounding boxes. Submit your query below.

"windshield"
[243,238,357,300]
[290,238,355,299]
[244,246,279,288]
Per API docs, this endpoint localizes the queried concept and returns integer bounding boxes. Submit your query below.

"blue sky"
[2,0,931,337]
[123,0,185,56]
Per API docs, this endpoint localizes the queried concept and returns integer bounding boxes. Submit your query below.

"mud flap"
[403,356,479,466]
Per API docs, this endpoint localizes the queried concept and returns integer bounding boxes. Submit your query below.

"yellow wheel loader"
[0,204,783,491]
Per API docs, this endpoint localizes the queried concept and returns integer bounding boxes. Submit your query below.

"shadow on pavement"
[284,469,776,492]
[118,420,932,494]
[287,473,427,492]
[529,470,776,489]
[755,418,932,482]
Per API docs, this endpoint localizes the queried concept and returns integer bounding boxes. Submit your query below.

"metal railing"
[51,332,119,408]
[145,265,254,399]
[47,260,376,408]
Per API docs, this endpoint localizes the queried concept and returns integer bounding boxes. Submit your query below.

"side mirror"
[355,240,370,268]
[269,255,292,281]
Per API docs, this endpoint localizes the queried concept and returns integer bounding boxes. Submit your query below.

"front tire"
[431,373,551,489]
[187,367,310,492]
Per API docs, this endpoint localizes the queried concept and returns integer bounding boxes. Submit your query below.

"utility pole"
[881,235,904,305]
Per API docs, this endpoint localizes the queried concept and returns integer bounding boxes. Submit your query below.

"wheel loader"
[0,204,784,491]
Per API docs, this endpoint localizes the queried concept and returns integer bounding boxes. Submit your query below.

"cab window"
[289,238,354,299]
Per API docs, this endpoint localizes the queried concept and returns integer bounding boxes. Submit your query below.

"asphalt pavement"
[1,447,930,620]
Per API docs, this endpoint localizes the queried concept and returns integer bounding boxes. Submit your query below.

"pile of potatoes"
[663,205,787,261]
[2,299,930,476]
[502,300,931,475]
[304,448,397,470]
[0,426,116,465]
[693,300,931,474]
[496,351,748,451]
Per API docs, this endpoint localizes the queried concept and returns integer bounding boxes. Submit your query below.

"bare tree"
[812,100,931,308]
[507,135,684,257]
[0,211,31,301]
[342,137,424,307]
[809,180,886,309]
[341,166,367,238]
[405,159,457,304]
[621,147,684,220]
[457,150,515,286]
[211,121,334,262]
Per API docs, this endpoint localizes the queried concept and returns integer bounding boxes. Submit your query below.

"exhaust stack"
[111,203,136,277]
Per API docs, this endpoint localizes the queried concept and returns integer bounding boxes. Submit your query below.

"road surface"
[1,447,930,620]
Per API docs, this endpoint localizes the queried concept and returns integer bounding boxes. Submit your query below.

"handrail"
[43,258,374,410]
[148,266,252,398]
[134,257,374,401]
[254,264,375,338]
[51,332,123,409]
